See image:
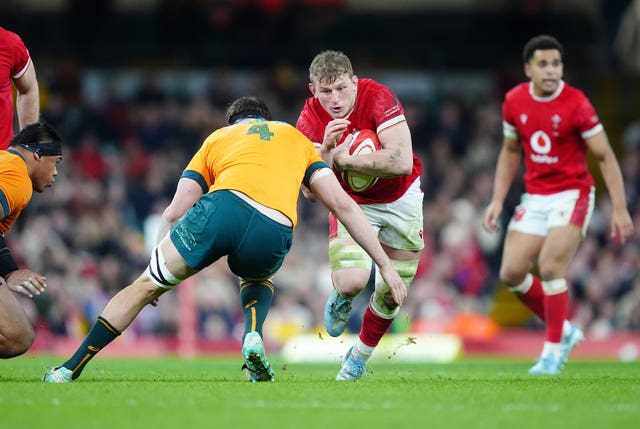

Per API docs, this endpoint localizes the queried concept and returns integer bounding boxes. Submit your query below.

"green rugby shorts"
[170,190,293,280]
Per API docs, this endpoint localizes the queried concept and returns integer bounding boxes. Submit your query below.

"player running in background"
[0,26,40,149]
[296,50,424,380]
[483,35,634,375]
[42,96,406,383]
[0,122,62,358]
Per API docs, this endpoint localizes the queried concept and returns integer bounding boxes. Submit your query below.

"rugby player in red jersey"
[297,50,424,380]
[43,97,406,383]
[0,26,39,149]
[483,35,634,374]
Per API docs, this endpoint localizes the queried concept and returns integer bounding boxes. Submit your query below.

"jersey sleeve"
[181,137,216,194]
[502,95,519,139]
[7,30,30,79]
[0,165,32,233]
[368,84,405,133]
[0,188,9,220]
[573,92,603,139]
[296,130,329,188]
[295,101,321,143]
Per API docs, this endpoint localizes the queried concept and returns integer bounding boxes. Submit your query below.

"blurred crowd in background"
[9,62,640,349]
[3,0,640,349]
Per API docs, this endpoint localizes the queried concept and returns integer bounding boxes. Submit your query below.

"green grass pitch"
[1,355,638,429]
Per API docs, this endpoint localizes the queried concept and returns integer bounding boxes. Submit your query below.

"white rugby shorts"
[507,187,595,237]
[332,177,424,251]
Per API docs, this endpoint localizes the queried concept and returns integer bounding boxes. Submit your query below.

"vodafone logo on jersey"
[529,131,559,164]
[531,131,551,153]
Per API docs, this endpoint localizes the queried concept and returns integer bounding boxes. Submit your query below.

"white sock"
[562,320,571,337]
[351,339,375,362]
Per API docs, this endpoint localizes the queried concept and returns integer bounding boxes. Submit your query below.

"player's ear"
[308,82,316,96]
[352,75,358,86]
[524,64,532,79]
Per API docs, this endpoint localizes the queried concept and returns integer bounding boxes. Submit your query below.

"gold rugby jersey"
[183,120,326,226]
[0,150,33,233]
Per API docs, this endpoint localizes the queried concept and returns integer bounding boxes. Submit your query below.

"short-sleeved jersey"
[0,27,31,150]
[0,149,33,233]
[182,119,327,227]
[503,81,601,195]
[296,78,423,205]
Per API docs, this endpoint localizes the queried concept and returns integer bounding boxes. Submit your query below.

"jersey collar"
[529,80,564,102]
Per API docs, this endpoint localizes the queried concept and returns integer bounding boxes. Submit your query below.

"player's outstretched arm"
[310,169,406,306]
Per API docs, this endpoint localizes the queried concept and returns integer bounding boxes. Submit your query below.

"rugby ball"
[342,129,381,192]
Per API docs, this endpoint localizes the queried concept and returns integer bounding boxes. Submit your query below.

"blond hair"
[309,50,353,84]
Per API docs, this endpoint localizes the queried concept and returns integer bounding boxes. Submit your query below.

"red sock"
[515,275,545,321]
[544,290,568,343]
[359,305,394,347]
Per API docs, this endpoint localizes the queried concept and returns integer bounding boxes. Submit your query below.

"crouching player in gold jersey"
[43,96,406,383]
[0,122,62,358]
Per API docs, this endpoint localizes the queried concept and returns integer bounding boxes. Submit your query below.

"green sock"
[62,316,121,380]
[240,280,274,340]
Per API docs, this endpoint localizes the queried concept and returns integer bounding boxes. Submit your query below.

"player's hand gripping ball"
[342,129,381,192]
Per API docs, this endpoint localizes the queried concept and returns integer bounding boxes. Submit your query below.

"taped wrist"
[0,235,18,278]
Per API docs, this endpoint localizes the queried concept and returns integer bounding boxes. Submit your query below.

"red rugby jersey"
[0,27,31,150]
[297,78,422,204]
[502,81,601,195]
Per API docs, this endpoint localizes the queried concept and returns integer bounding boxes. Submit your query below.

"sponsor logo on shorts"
[175,224,196,251]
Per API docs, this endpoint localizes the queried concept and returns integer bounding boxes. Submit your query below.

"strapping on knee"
[328,242,372,271]
[370,259,418,318]
[373,259,418,291]
[541,278,568,295]
[370,292,400,319]
[391,259,419,288]
[146,246,181,289]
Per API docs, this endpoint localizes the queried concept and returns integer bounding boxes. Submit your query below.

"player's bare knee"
[537,260,563,281]
[334,278,365,297]
[15,328,34,356]
[0,326,34,359]
[329,241,371,296]
[332,268,369,297]
[499,266,528,287]
[133,277,164,303]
